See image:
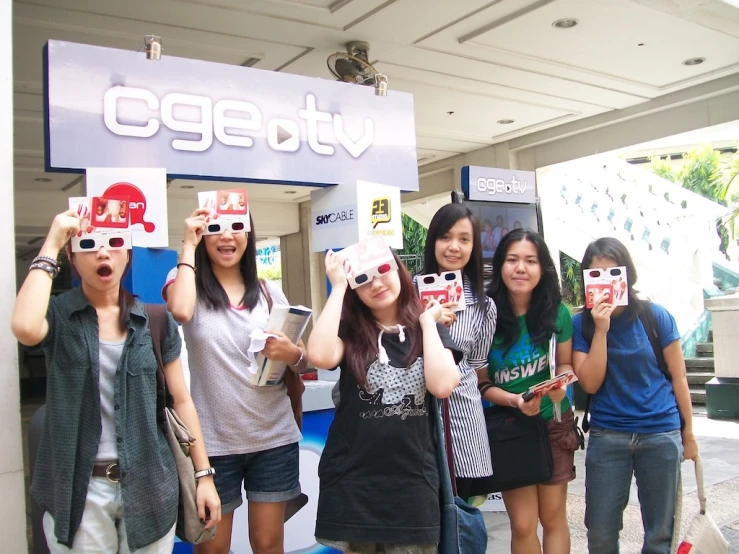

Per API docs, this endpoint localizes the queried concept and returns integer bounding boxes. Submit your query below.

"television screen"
[464,201,541,286]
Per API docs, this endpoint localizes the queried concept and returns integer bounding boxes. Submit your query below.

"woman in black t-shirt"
[307,249,462,554]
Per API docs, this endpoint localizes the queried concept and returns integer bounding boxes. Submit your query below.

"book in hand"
[251,304,312,387]
[522,370,578,401]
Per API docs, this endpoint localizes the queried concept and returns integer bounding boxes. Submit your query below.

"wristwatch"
[194,467,216,479]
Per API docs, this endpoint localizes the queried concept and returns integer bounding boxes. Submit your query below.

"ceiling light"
[35,177,51,183]
[552,18,578,29]
[682,57,705,66]
[497,119,515,125]
[180,185,194,189]
[284,190,297,195]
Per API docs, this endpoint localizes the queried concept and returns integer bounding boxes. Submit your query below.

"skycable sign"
[44,40,419,191]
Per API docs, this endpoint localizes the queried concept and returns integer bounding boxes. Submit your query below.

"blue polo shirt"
[572,303,681,433]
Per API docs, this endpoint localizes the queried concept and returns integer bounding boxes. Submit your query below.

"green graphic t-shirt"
[487,303,573,421]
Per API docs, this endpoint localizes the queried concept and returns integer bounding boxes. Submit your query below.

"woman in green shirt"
[477,229,580,554]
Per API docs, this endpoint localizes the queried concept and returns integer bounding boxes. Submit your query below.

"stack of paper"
[251,304,312,386]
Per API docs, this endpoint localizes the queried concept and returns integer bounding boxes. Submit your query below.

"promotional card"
[527,370,579,397]
[198,188,250,235]
[86,167,168,248]
[340,236,398,290]
[583,266,628,308]
[69,196,132,252]
[416,270,466,311]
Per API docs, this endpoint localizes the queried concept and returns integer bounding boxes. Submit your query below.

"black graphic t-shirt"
[315,323,461,544]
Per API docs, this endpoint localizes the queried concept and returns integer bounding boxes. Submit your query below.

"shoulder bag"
[432,397,488,554]
[146,303,216,545]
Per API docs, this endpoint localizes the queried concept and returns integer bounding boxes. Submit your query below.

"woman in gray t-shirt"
[165,207,308,554]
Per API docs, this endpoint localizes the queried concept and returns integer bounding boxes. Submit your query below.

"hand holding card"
[583,266,628,308]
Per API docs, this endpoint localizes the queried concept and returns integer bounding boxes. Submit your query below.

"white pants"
[43,476,176,553]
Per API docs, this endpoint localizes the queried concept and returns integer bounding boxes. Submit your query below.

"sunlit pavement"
[483,411,739,553]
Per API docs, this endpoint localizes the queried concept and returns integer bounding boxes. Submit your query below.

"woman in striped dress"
[420,203,497,501]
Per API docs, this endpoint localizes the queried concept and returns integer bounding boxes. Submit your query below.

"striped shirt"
[413,275,497,478]
[447,277,497,477]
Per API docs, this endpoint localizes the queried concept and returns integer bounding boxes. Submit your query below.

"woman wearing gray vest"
[11,208,221,553]
[165,208,308,554]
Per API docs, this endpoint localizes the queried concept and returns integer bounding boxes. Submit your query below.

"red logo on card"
[420,290,449,304]
[103,182,155,232]
[677,542,693,554]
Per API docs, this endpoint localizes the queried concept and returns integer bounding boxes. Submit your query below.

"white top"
[96,339,125,462]
[165,269,302,456]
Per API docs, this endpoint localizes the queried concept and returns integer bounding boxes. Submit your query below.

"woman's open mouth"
[217,246,236,256]
[97,264,113,278]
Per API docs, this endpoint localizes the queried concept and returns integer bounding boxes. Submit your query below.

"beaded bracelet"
[32,255,59,268]
[29,261,59,279]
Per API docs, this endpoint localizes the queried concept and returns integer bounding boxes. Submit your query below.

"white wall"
[0,0,29,552]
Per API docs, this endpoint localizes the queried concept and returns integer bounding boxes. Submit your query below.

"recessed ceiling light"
[552,18,578,29]
[284,190,297,195]
[637,43,645,47]
[180,185,194,189]
[683,57,705,66]
[497,119,515,125]
[35,177,51,183]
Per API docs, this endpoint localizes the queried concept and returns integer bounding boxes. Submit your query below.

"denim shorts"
[210,442,301,513]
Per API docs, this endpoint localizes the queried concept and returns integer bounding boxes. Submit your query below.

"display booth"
[43,39,419,554]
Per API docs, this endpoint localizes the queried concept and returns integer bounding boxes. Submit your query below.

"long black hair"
[422,203,485,308]
[194,214,260,310]
[580,237,642,335]
[486,229,562,353]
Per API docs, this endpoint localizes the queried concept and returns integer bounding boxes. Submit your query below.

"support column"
[280,200,326,327]
[0,0,30,551]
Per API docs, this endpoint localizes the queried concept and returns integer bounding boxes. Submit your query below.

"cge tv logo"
[103,86,376,158]
[477,176,528,196]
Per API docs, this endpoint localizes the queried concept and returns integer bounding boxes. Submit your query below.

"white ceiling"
[11,0,739,256]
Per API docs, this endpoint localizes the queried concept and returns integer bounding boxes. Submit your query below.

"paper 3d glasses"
[69,196,132,253]
[416,270,466,311]
[198,188,250,235]
[341,236,398,289]
[583,266,628,308]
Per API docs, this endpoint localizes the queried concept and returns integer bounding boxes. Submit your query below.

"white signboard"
[311,181,402,252]
[86,167,169,248]
[463,166,537,204]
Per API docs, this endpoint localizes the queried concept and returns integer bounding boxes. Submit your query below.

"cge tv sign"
[44,40,419,191]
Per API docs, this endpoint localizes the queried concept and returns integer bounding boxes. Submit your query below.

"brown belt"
[92,462,121,482]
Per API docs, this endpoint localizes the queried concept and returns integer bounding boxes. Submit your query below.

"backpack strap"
[144,303,173,432]
[638,302,670,381]
[259,279,273,312]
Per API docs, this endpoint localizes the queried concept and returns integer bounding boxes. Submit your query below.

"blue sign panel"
[44,41,419,191]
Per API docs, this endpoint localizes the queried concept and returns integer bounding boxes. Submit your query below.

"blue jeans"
[210,442,301,513]
[585,427,682,554]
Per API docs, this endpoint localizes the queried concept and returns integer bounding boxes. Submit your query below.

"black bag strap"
[581,300,671,433]
[431,397,455,506]
[144,303,173,432]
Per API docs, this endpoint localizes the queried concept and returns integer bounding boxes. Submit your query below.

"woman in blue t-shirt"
[572,237,699,554]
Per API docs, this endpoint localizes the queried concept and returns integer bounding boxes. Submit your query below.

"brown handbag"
[146,303,216,544]
[258,280,309,521]
[258,279,305,430]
